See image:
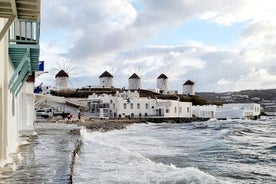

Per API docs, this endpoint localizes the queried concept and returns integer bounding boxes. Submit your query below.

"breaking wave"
[74,127,221,184]
[73,119,276,184]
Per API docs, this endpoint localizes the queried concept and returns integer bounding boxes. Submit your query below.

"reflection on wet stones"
[0,122,81,184]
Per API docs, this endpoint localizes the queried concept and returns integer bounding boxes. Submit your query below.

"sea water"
[73,119,276,184]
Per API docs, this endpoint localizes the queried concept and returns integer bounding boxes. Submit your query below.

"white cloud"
[39,0,276,92]
[233,68,276,90]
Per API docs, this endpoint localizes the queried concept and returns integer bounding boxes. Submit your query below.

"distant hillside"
[196,89,276,112]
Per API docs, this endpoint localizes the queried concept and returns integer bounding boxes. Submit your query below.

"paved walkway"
[0,122,80,184]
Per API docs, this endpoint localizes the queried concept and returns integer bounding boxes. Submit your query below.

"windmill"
[154,65,178,94]
[53,60,78,89]
[99,71,113,88]
[182,71,201,95]
[126,62,164,90]
[128,73,141,89]
[157,73,168,94]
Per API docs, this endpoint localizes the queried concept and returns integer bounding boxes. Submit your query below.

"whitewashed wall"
[19,83,35,131]
[0,18,8,164]
[116,98,156,117]
[56,77,68,89]
[128,79,141,89]
[192,105,216,118]
[0,18,35,166]
[157,100,192,118]
[0,19,19,165]
[157,78,168,94]
[183,85,195,96]
[222,103,261,117]
[99,77,113,88]
[88,92,156,117]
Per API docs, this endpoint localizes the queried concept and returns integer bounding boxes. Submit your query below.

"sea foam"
[74,126,222,183]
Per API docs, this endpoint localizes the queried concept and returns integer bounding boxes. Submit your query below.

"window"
[137,103,140,109]
[145,103,149,109]
[123,103,126,109]
[130,103,133,109]
[174,107,177,113]
[187,107,190,113]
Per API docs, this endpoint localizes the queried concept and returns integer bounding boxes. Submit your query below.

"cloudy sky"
[37,0,276,92]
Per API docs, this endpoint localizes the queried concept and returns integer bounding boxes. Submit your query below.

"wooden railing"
[8,19,40,45]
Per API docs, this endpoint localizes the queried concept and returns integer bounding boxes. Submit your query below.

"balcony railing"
[8,19,40,45]
[8,19,41,95]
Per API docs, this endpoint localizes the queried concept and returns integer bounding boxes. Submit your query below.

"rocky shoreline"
[60,117,209,132]
[60,118,145,132]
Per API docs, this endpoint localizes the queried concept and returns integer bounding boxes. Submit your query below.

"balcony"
[9,20,40,44]
[8,19,40,95]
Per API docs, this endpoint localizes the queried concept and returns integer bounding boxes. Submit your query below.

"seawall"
[144,117,210,123]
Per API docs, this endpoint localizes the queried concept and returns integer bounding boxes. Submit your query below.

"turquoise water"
[74,119,276,183]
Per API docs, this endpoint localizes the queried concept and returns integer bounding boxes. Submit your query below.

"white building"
[215,103,261,119]
[157,74,168,94]
[192,105,217,118]
[88,91,156,118]
[156,100,192,118]
[183,80,195,96]
[0,1,41,166]
[128,73,141,90]
[99,71,113,88]
[55,70,69,89]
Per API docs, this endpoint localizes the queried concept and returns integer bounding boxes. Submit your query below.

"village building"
[88,91,156,118]
[216,103,261,119]
[55,70,69,89]
[87,90,193,119]
[99,71,113,88]
[128,73,141,90]
[157,74,168,94]
[183,80,195,96]
[156,99,192,118]
[0,0,41,166]
[192,105,217,118]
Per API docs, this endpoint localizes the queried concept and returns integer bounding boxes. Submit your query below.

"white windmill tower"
[128,73,141,89]
[52,60,81,89]
[157,73,168,94]
[55,70,69,89]
[99,71,113,88]
[183,80,195,96]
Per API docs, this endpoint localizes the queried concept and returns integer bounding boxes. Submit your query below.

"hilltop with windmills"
[49,70,203,103]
